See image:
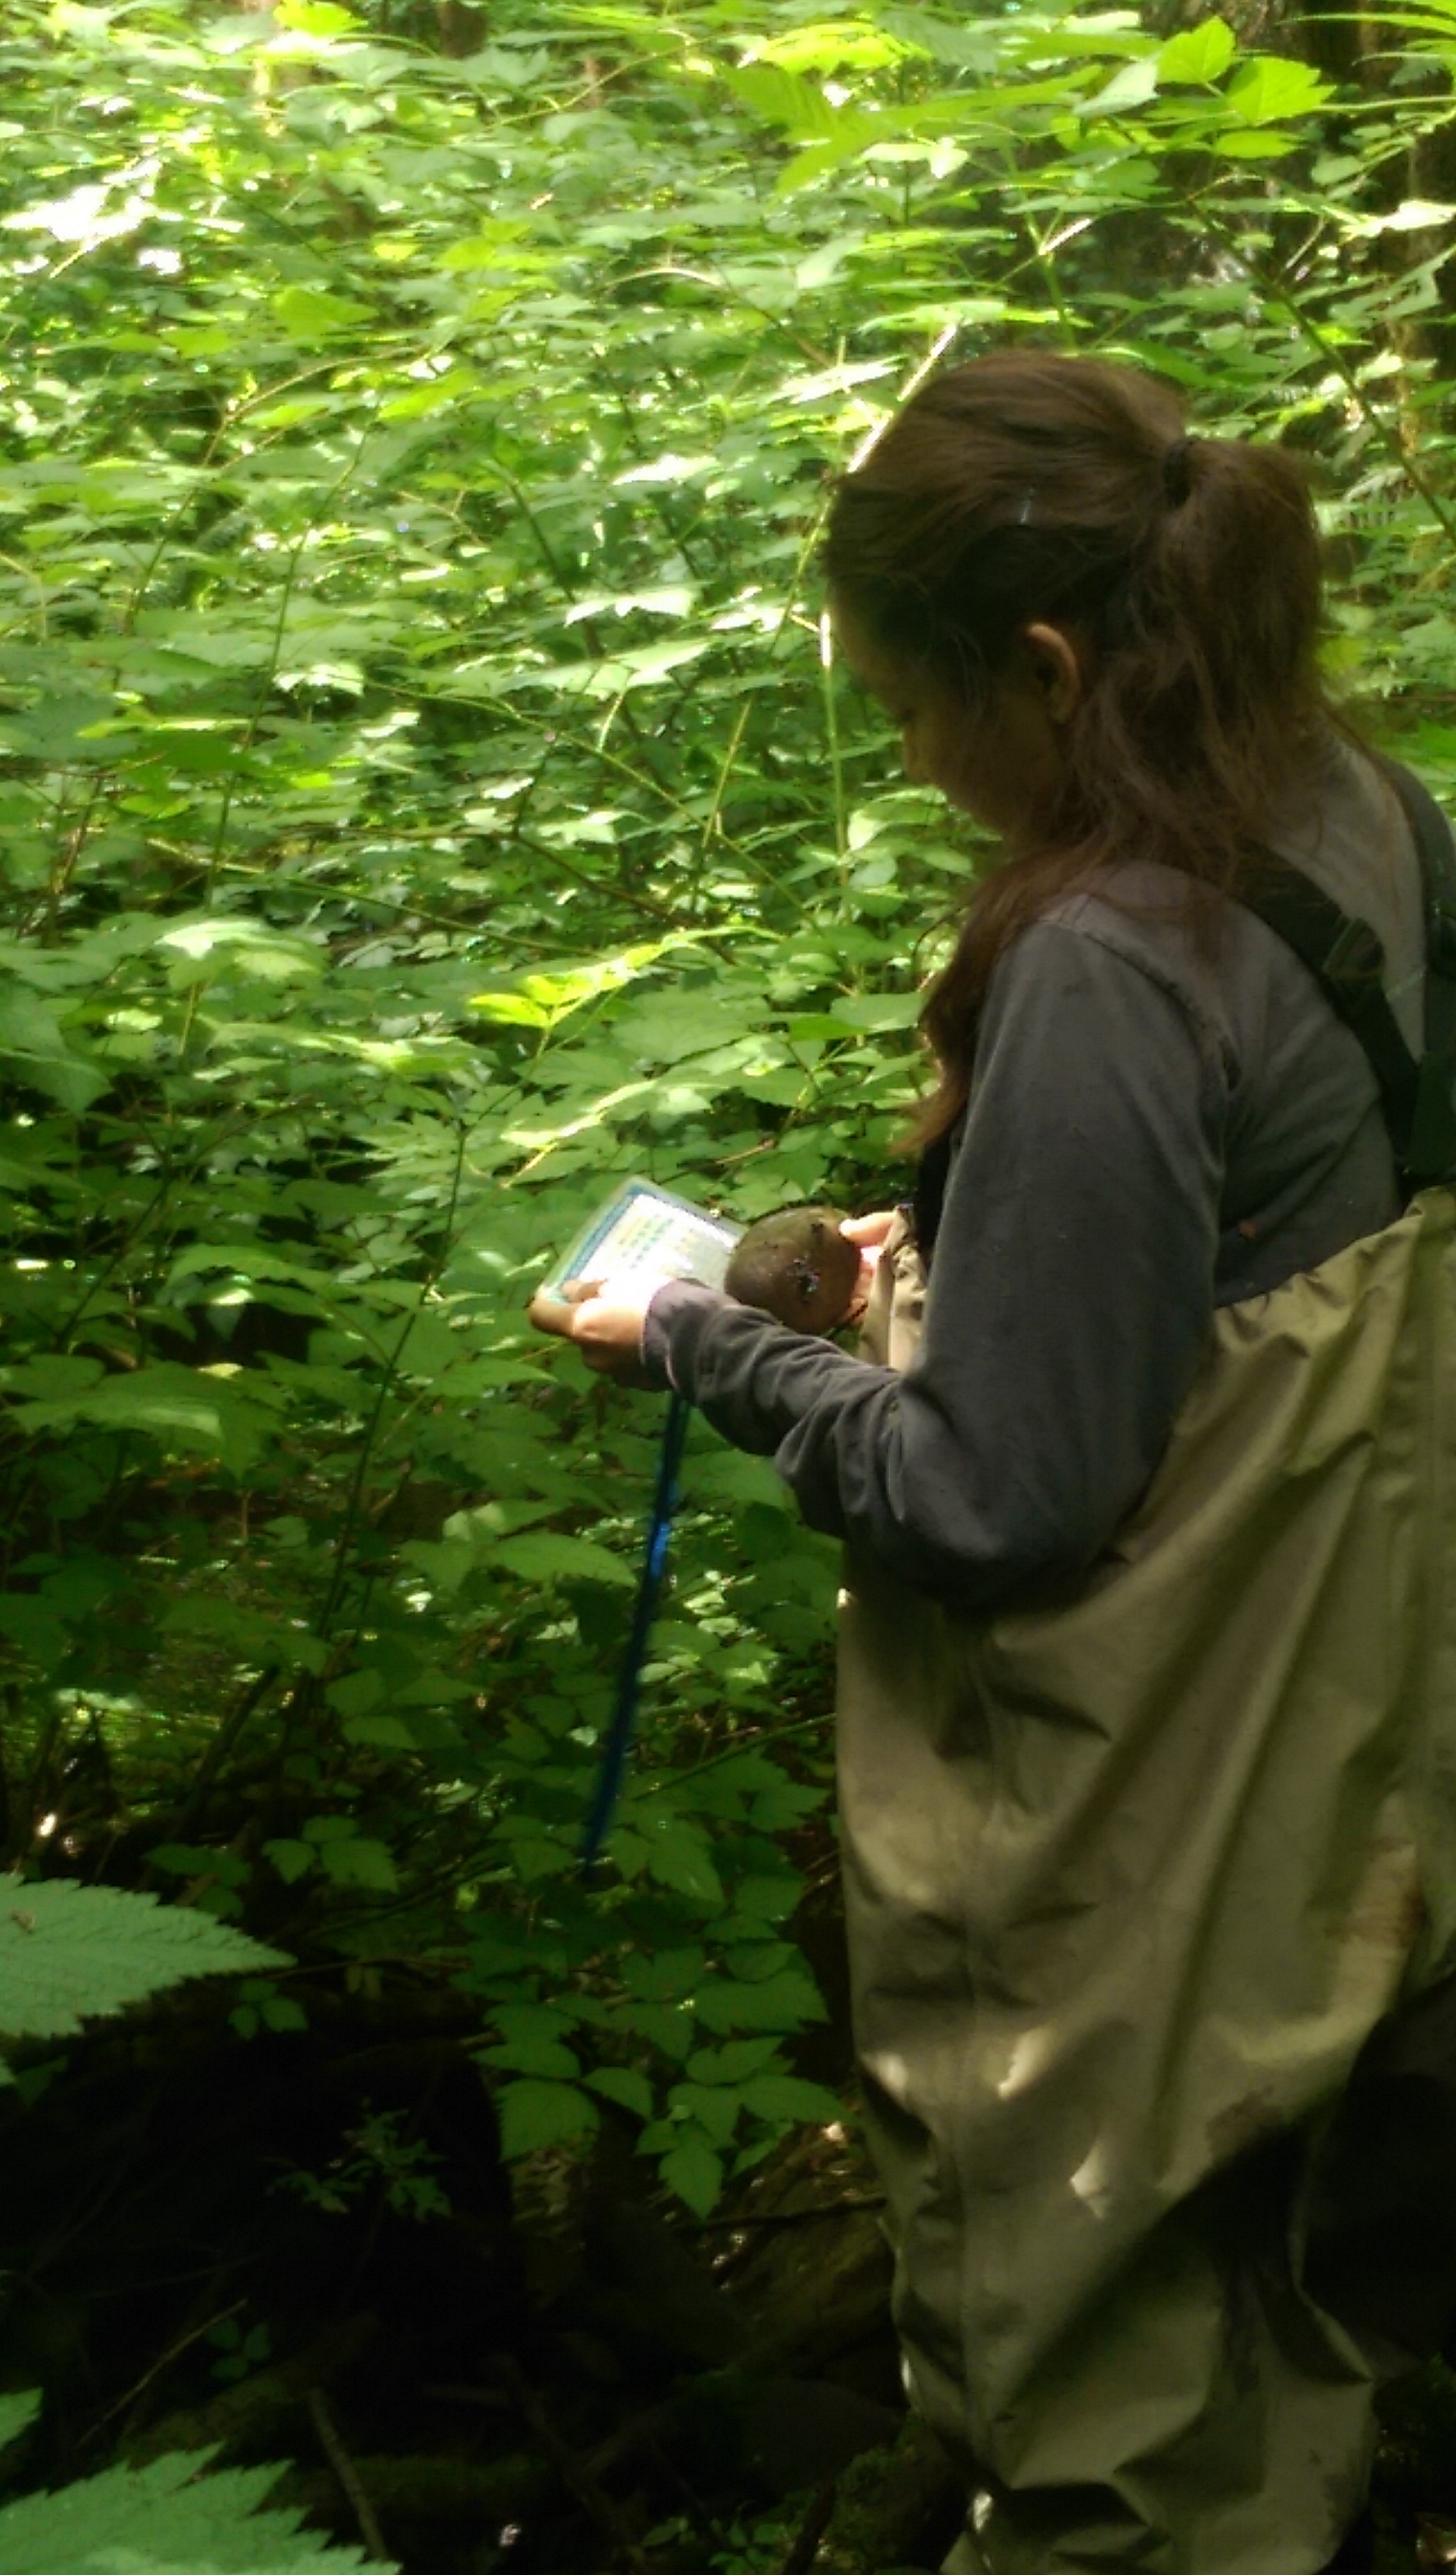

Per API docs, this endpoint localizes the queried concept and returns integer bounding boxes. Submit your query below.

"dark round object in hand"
[724,1205,860,1335]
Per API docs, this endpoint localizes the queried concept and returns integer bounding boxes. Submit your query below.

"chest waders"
[840,768,1456,2575]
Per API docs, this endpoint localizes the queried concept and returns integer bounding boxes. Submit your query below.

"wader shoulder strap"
[913,767,1456,1253]
[1239,846,1422,1174]
[1244,753,1456,1190]
[1382,759,1456,1186]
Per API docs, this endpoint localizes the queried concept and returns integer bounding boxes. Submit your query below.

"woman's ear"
[1020,622,1083,723]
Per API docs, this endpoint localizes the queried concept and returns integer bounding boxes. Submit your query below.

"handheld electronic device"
[537,1176,742,1306]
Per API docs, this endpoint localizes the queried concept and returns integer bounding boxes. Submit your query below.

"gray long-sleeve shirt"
[644,739,1434,1611]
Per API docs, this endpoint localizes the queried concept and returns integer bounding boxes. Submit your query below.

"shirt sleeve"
[646,917,1231,1610]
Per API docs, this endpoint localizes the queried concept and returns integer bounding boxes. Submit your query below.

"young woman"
[531,353,1456,2574]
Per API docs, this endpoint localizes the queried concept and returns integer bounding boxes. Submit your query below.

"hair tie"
[1162,435,1194,508]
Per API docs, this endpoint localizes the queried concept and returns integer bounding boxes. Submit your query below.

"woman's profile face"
[828,591,1077,845]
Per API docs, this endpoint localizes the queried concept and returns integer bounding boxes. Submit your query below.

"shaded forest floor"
[0,1948,959,2575]
[3,1922,1456,2574]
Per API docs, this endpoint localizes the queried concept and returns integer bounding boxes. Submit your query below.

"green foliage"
[0,2442,387,2573]
[0,1873,284,2069]
[274,2104,451,2221]
[0,0,1453,2222]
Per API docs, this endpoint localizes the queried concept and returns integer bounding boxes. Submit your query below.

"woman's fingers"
[528,1286,583,1338]
[836,1211,899,1322]
[528,1274,655,1380]
[840,1209,899,1247]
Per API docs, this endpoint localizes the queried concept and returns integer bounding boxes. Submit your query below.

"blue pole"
[580,1389,692,1874]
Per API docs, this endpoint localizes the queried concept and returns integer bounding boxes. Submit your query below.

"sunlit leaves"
[1225,54,1332,122]
[1157,18,1237,82]
[0,0,1450,2224]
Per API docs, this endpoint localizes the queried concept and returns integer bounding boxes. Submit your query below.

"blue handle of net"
[580,1388,692,1874]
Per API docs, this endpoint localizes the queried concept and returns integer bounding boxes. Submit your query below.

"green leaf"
[340,1714,417,1751]
[1079,56,1160,116]
[0,1876,284,2044]
[618,2001,695,2060]
[1224,55,1331,121]
[0,991,104,1111]
[480,2035,581,2078]
[496,2078,601,2158]
[314,1835,398,1892]
[659,2136,724,2217]
[666,2079,740,2146]
[1211,127,1297,158]
[272,284,374,340]
[817,991,921,1032]
[584,2065,654,2119]
[157,919,324,982]
[721,62,856,142]
[693,1969,827,2035]
[0,2392,38,2455]
[13,1366,276,1475]
[640,1820,723,1908]
[739,2072,846,2125]
[0,2443,389,2572]
[493,1532,634,1589]
[686,2039,782,2085]
[262,1840,315,1886]
[1157,19,1236,81]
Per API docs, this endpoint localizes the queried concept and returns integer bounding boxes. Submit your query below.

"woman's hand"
[840,1209,899,1319]
[527,1275,659,1384]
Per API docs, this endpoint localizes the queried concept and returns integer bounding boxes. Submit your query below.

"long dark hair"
[819,352,1337,1144]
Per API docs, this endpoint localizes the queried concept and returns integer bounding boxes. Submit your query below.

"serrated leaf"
[617,2000,695,2060]
[480,2035,580,2079]
[262,1840,315,1886]
[739,2072,846,2125]
[1157,18,1235,80]
[0,2443,385,2571]
[659,2136,723,2217]
[0,1876,284,2044]
[496,2078,601,2158]
[693,1969,828,2035]
[1225,54,1330,121]
[640,1821,723,1908]
[686,2038,782,2085]
[493,1532,634,1589]
[666,2079,740,2145]
[584,2065,654,2119]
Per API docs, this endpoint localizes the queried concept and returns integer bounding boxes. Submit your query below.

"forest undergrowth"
[6,0,1456,2563]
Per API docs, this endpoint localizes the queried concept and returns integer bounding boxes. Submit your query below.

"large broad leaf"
[496,2077,601,2158]
[0,2441,384,2572]
[492,1532,635,1590]
[0,1876,284,2056]
[0,990,106,1110]
[659,2137,723,2217]
[1225,54,1331,121]
[1158,19,1237,81]
[11,1365,279,1475]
